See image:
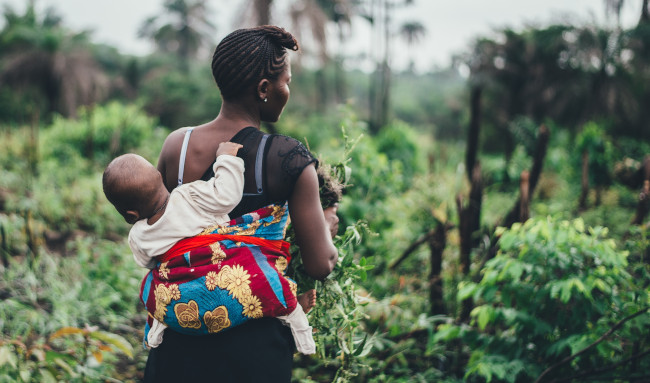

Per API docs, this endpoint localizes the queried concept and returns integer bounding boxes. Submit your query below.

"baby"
[103,143,316,353]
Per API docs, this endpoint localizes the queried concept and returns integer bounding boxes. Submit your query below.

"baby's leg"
[297,289,316,313]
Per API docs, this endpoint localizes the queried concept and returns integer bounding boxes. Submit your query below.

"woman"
[144,26,339,382]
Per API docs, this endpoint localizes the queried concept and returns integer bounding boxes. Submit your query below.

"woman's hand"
[323,203,339,239]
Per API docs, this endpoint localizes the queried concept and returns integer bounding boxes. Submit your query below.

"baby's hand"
[217,142,243,157]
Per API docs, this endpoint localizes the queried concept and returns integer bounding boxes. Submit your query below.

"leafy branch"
[534,306,650,383]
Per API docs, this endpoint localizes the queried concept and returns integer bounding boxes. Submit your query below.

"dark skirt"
[143,317,295,382]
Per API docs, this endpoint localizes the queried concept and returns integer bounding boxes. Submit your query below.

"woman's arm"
[288,164,339,280]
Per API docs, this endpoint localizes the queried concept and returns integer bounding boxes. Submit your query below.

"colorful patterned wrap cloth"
[139,204,298,347]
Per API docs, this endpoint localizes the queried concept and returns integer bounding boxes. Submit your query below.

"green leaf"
[560,281,572,303]
[53,357,76,376]
[89,331,134,358]
[457,282,478,301]
[472,306,494,330]
[432,324,461,342]
[353,334,368,356]
[0,346,17,368]
[19,369,31,382]
[45,350,76,365]
[38,369,57,383]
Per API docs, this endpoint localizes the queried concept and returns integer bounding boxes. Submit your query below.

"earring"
[263,98,268,103]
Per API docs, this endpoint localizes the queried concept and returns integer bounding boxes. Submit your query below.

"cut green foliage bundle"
[289,129,375,382]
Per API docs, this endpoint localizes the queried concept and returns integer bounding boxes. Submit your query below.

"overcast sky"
[2,0,644,72]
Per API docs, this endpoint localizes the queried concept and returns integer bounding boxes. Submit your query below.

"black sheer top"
[143,127,318,383]
[201,126,318,218]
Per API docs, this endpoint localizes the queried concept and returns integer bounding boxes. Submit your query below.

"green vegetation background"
[0,2,649,382]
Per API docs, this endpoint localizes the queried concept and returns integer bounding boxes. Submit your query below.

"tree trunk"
[487,125,550,264]
[254,0,273,25]
[579,150,590,210]
[85,105,95,161]
[379,60,391,129]
[457,162,483,322]
[0,224,8,268]
[519,171,530,222]
[334,57,346,104]
[29,107,39,177]
[640,0,649,25]
[469,162,483,243]
[466,86,482,181]
[24,210,37,267]
[368,65,378,134]
[632,180,650,225]
[315,69,327,113]
[502,125,549,228]
[428,223,448,316]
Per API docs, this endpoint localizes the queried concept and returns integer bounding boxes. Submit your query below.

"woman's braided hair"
[212,25,299,100]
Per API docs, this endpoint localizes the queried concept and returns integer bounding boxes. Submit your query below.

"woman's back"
[145,126,317,382]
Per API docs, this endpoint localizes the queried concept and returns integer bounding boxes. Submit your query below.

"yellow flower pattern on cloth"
[232,222,262,236]
[154,284,181,322]
[158,262,170,280]
[241,295,263,318]
[203,306,231,333]
[210,242,227,264]
[174,300,201,329]
[205,271,219,291]
[216,264,252,300]
[264,205,285,227]
[275,256,288,274]
[142,204,294,341]
[288,279,297,298]
[215,264,267,318]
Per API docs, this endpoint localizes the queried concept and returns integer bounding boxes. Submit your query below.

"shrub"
[40,102,160,169]
[437,217,649,382]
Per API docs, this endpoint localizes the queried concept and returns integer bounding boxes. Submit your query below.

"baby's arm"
[185,142,245,215]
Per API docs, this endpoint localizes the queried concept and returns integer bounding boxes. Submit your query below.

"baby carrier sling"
[139,128,299,346]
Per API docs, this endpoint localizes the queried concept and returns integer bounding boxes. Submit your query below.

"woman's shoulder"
[268,134,318,177]
[159,127,197,162]
[161,127,193,152]
[270,134,312,154]
[157,127,196,187]
[273,133,315,154]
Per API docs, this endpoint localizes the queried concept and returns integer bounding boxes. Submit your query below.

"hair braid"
[212,25,299,100]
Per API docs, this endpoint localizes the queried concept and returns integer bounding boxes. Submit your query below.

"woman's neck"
[217,99,261,129]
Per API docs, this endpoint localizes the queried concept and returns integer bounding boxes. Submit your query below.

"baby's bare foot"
[297,289,317,313]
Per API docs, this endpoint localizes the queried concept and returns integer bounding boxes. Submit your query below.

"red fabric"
[157,234,291,263]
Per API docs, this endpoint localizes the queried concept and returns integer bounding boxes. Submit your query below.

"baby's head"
[103,153,165,224]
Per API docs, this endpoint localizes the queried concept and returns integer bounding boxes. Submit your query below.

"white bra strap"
[177,127,195,186]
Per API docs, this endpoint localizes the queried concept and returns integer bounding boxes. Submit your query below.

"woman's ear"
[257,78,270,102]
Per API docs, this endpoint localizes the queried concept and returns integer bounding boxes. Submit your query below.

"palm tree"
[138,0,216,71]
[0,3,108,118]
[399,20,426,72]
